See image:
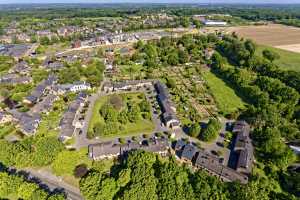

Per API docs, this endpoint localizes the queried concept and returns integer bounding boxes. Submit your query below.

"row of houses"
[102,80,153,93]
[8,109,41,136]
[0,73,32,85]
[89,137,170,160]
[102,80,180,130]
[59,92,88,142]
[23,75,57,105]
[154,81,180,129]
[0,44,36,60]
[174,121,253,184]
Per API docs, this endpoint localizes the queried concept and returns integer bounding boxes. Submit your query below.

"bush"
[74,164,88,178]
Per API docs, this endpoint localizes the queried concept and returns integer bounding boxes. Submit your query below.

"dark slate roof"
[174,139,186,151]
[25,75,57,103]
[59,92,87,139]
[181,144,197,161]
[89,137,170,159]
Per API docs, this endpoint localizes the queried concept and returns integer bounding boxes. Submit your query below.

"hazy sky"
[1,0,300,4]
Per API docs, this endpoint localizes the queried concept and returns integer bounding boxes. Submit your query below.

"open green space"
[88,92,155,139]
[202,71,246,115]
[256,45,300,72]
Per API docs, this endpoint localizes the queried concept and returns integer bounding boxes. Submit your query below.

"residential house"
[23,75,57,105]
[16,33,31,43]
[180,143,197,163]
[102,80,153,93]
[0,111,13,124]
[59,92,87,142]
[30,94,58,114]
[204,21,227,26]
[232,121,254,175]
[8,109,41,136]
[0,73,32,85]
[89,137,170,160]
[0,44,35,59]
[9,61,31,75]
[154,81,180,129]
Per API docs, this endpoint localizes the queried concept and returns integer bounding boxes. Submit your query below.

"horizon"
[2,0,300,5]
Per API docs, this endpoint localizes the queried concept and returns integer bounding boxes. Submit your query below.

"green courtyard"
[88,92,155,139]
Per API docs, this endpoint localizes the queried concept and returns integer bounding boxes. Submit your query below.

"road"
[74,83,169,149]
[9,168,83,200]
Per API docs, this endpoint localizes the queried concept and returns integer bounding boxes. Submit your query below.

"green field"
[203,71,246,115]
[256,45,300,72]
[88,93,155,139]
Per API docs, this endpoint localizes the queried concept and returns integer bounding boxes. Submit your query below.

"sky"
[1,0,300,4]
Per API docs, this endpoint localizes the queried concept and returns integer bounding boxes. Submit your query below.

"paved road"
[9,168,83,200]
[74,83,169,149]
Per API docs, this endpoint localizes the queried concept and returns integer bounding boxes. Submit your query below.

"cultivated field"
[227,24,300,53]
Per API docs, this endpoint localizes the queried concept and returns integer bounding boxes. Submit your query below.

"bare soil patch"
[226,24,300,47]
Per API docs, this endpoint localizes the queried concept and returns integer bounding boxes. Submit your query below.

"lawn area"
[256,45,300,72]
[88,92,155,139]
[36,97,69,137]
[203,71,246,115]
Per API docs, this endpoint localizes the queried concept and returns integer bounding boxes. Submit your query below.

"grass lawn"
[36,97,68,137]
[256,45,300,72]
[203,71,246,115]
[88,92,155,139]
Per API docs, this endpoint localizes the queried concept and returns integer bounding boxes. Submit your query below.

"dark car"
[216,142,224,147]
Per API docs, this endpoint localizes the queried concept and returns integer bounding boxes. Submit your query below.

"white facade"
[70,83,91,92]
[204,21,227,26]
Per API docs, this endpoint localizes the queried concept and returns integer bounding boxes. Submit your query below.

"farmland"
[229,24,300,46]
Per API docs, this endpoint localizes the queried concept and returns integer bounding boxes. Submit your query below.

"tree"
[74,164,88,178]
[178,50,189,64]
[40,36,50,45]
[188,123,201,138]
[201,118,222,142]
[167,52,179,66]
[262,49,280,63]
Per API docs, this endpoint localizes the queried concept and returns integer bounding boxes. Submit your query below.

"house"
[174,142,249,184]
[89,141,121,160]
[72,40,81,48]
[0,73,32,85]
[204,21,227,26]
[102,80,153,93]
[59,92,87,142]
[174,139,186,151]
[16,33,31,42]
[8,109,41,136]
[23,75,57,105]
[180,144,197,163]
[232,121,254,175]
[0,44,35,59]
[30,94,58,114]
[43,58,64,70]
[89,137,170,160]
[0,35,12,44]
[57,82,91,93]
[154,81,180,129]
[67,82,91,93]
[0,111,13,124]
[9,61,31,75]
[37,30,55,39]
